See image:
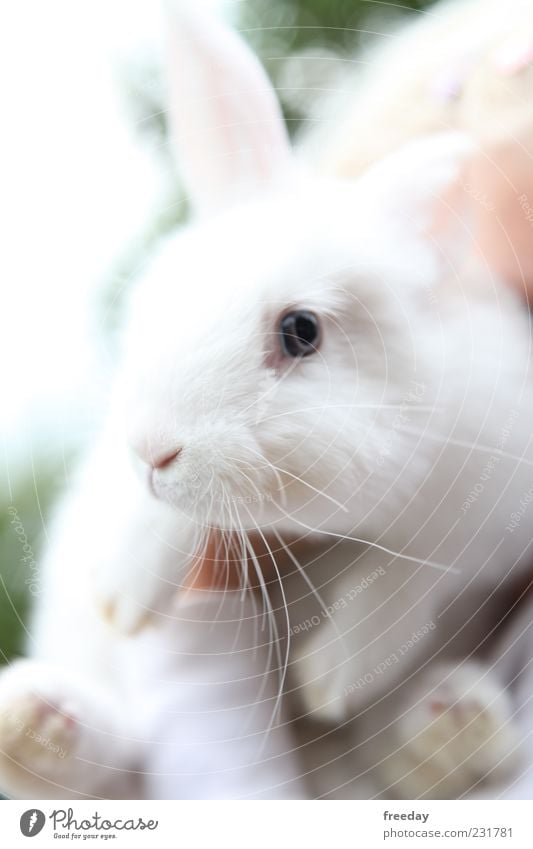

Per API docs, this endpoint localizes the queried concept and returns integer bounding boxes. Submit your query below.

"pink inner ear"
[165,4,293,216]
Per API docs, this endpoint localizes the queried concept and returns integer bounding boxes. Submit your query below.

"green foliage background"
[1,0,433,662]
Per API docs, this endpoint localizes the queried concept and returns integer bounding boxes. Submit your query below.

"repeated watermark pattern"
[461,409,519,514]
[7,505,42,597]
[506,484,533,534]
[518,193,533,228]
[377,381,426,467]
[460,179,495,213]
[1,706,68,760]
[289,565,386,637]
[214,491,273,505]
[343,621,436,695]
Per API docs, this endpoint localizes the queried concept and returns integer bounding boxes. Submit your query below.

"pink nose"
[149,447,182,470]
[131,437,182,469]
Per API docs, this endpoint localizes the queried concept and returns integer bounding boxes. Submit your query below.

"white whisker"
[271,502,459,575]
[242,505,291,754]
[399,423,533,467]
[269,463,349,514]
[260,403,441,424]
[270,527,350,663]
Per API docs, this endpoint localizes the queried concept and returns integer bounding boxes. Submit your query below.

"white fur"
[1,1,533,800]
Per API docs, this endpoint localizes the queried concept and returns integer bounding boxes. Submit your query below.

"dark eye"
[279,310,321,358]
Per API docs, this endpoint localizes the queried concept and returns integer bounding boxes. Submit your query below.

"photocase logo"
[20,809,46,837]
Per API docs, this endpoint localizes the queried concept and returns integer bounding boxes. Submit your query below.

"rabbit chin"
[146,465,279,531]
[148,466,361,538]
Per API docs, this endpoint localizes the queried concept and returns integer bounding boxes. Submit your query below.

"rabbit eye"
[279,310,321,358]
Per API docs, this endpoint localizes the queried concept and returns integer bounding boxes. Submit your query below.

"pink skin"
[446,123,533,304]
[472,130,533,303]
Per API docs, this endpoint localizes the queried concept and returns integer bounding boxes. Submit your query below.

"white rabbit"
[1,1,532,800]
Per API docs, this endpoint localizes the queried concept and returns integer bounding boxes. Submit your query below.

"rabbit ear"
[165,1,293,217]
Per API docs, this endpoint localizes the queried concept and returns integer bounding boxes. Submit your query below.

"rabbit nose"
[131,436,182,469]
[151,447,182,470]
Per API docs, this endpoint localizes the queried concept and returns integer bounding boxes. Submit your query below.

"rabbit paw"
[380,661,521,799]
[291,619,355,722]
[94,561,178,635]
[0,661,87,797]
[292,617,400,722]
[0,689,76,768]
[0,660,132,799]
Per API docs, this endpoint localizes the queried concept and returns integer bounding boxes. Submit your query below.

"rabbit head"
[118,3,472,537]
